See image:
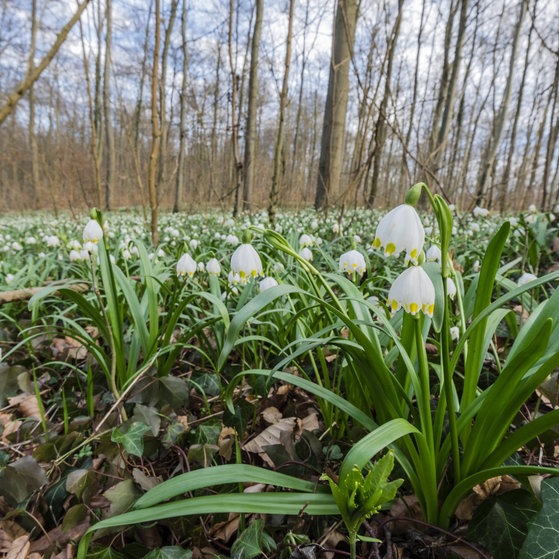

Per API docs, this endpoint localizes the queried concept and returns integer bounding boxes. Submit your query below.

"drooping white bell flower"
[387,265,435,317]
[517,272,537,286]
[259,276,279,292]
[230,243,263,283]
[299,247,313,261]
[83,219,104,244]
[472,206,489,218]
[373,204,425,265]
[176,253,197,277]
[339,249,366,276]
[206,258,221,276]
[446,277,457,299]
[450,326,460,341]
[425,245,442,263]
[299,233,314,248]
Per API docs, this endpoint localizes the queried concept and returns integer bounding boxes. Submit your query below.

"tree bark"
[268,0,295,224]
[314,0,358,211]
[242,0,263,212]
[148,0,161,245]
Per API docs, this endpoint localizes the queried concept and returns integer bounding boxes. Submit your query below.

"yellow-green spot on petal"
[385,242,396,256]
[373,237,381,248]
[390,299,399,311]
[410,302,419,314]
[410,248,418,260]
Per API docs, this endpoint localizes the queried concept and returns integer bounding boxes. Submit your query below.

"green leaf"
[143,547,193,559]
[0,455,48,505]
[111,422,152,457]
[519,477,559,559]
[230,519,276,559]
[86,547,127,559]
[467,490,540,559]
[104,479,141,517]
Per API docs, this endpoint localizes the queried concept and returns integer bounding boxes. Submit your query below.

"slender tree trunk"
[158,0,178,205]
[229,0,242,216]
[268,0,294,224]
[242,0,263,212]
[103,0,114,210]
[174,0,188,213]
[475,0,527,207]
[367,0,404,207]
[28,0,40,206]
[148,0,161,245]
[314,0,358,210]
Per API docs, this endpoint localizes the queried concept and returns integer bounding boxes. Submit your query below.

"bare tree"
[0,0,91,126]
[148,0,162,245]
[268,0,295,224]
[314,0,359,210]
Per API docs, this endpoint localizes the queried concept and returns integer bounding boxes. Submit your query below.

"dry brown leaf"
[261,406,282,424]
[7,394,41,420]
[28,554,42,559]
[217,426,236,460]
[0,522,28,554]
[211,513,241,541]
[29,520,89,553]
[243,418,297,466]
[5,535,30,559]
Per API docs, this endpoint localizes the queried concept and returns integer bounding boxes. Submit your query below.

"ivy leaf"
[467,489,539,559]
[230,519,276,559]
[519,477,559,559]
[111,422,152,457]
[143,547,193,559]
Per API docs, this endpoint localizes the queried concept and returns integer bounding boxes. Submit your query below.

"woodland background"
[0,0,558,216]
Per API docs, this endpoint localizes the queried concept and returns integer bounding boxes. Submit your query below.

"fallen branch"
[0,283,89,305]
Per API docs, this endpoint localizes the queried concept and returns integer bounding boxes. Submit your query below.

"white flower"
[25,236,37,245]
[230,243,263,283]
[446,277,457,299]
[259,277,279,291]
[450,326,460,341]
[473,206,489,218]
[226,234,239,246]
[425,245,442,262]
[68,239,82,250]
[387,266,435,317]
[69,249,83,262]
[206,258,221,275]
[83,241,98,254]
[176,253,197,277]
[339,249,366,276]
[517,272,537,286]
[83,219,104,244]
[5,273,15,284]
[373,204,425,265]
[122,249,132,260]
[189,239,200,250]
[299,247,313,261]
[197,261,205,272]
[45,235,60,247]
[299,234,314,247]
[470,222,480,232]
[528,204,537,213]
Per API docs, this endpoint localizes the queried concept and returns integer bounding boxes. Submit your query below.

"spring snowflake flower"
[517,272,537,286]
[472,206,489,218]
[339,249,366,276]
[425,245,442,262]
[206,258,221,276]
[373,204,425,265]
[299,247,313,261]
[83,219,104,244]
[450,326,460,341]
[226,234,239,246]
[446,277,457,299]
[176,253,197,277]
[230,243,263,283]
[387,266,435,317]
[299,234,314,247]
[259,276,279,291]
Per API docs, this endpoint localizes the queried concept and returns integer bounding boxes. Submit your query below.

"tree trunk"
[367,0,404,208]
[148,0,161,245]
[475,0,527,207]
[268,0,294,224]
[242,0,263,212]
[174,0,188,213]
[103,0,114,210]
[314,0,358,210]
